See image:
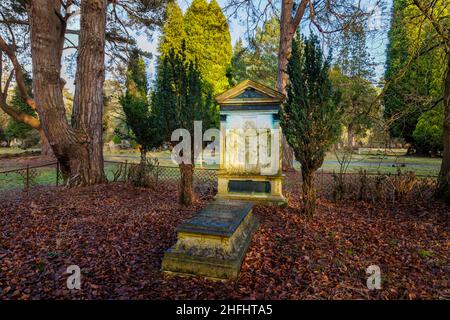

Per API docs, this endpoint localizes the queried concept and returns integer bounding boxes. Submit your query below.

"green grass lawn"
[0,166,56,191]
[312,152,442,176]
[0,163,126,192]
[104,149,219,168]
[104,149,441,175]
[0,147,41,155]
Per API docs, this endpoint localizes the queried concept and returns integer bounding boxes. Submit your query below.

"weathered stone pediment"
[215,79,285,105]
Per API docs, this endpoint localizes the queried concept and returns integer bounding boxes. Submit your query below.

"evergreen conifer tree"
[331,22,379,148]
[384,0,445,149]
[230,16,280,88]
[281,35,342,216]
[153,47,214,205]
[184,0,231,94]
[120,49,159,163]
[158,1,185,56]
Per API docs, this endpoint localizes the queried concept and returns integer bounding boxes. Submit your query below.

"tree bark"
[436,53,450,203]
[278,1,296,172]
[179,163,194,205]
[277,0,308,172]
[38,128,53,157]
[282,134,294,171]
[71,0,107,184]
[277,0,307,94]
[301,167,316,216]
[28,0,107,186]
[140,148,147,165]
[0,37,51,156]
[277,15,294,94]
[279,17,295,172]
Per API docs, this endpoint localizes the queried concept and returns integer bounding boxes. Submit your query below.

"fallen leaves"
[0,177,448,300]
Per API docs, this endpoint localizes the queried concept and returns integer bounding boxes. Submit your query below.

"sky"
[63,0,392,93]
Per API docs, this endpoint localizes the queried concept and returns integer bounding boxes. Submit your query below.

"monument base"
[161,200,258,279]
[216,171,287,206]
[215,194,287,206]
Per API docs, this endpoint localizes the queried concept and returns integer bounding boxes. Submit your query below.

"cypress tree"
[158,1,185,57]
[281,35,342,216]
[184,0,232,94]
[153,47,214,205]
[231,16,280,88]
[184,0,209,61]
[120,49,159,163]
[331,22,379,149]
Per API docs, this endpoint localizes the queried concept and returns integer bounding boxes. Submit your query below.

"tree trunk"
[71,0,107,184]
[28,0,107,186]
[436,53,450,203]
[277,1,296,94]
[179,163,194,205]
[277,0,305,172]
[140,148,147,165]
[282,134,294,171]
[38,128,53,157]
[131,148,149,188]
[278,15,295,172]
[301,167,317,216]
[347,123,354,149]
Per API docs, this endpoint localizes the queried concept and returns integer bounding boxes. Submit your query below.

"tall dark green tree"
[153,47,215,205]
[384,0,445,151]
[230,16,280,88]
[383,0,449,201]
[331,23,380,148]
[413,106,444,154]
[120,49,160,163]
[281,35,342,216]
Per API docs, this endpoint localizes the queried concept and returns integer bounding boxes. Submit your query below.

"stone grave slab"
[161,199,258,279]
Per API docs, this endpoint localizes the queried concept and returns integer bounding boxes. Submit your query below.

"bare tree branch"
[0,34,35,110]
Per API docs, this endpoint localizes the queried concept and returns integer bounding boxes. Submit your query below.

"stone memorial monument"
[215,80,287,205]
[162,80,286,279]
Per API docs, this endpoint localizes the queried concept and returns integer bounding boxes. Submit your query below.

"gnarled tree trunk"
[436,53,450,203]
[29,0,107,186]
[38,128,53,157]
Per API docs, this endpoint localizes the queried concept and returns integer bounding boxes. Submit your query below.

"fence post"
[321,169,324,195]
[26,164,30,192]
[56,161,60,186]
[156,163,159,187]
[124,160,128,182]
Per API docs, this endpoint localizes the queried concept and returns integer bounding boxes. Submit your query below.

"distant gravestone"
[108,140,118,151]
